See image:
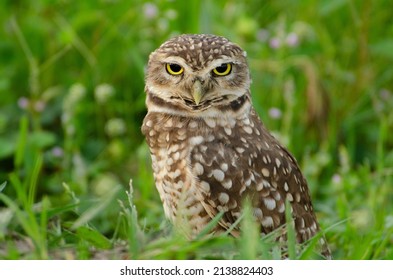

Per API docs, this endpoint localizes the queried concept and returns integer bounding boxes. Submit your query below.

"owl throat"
[146,89,251,118]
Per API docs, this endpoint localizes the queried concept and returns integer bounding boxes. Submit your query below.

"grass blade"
[195,211,224,239]
[28,153,43,208]
[285,200,297,259]
[14,116,28,169]
[239,200,259,259]
[0,181,6,193]
[71,185,120,230]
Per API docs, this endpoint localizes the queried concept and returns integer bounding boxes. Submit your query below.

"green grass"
[0,0,392,260]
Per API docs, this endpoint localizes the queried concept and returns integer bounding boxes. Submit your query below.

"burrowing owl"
[142,34,330,258]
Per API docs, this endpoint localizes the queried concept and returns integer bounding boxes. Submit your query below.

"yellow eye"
[166,63,184,75]
[212,63,232,76]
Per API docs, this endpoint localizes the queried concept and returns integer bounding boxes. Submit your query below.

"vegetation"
[0,0,392,260]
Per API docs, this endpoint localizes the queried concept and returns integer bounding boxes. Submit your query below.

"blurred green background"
[0,0,392,259]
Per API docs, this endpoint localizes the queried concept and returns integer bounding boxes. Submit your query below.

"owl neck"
[146,90,252,120]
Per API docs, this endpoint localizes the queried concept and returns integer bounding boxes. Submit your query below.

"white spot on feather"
[189,121,198,129]
[204,118,216,128]
[190,136,204,145]
[243,126,253,134]
[218,192,229,204]
[275,158,281,168]
[243,118,250,125]
[261,168,270,177]
[222,180,232,189]
[263,198,276,210]
[262,216,274,228]
[284,182,289,192]
[164,118,173,127]
[262,179,271,188]
[278,202,285,213]
[200,181,210,192]
[145,120,153,127]
[253,208,263,219]
[295,192,301,202]
[194,162,204,175]
[213,169,225,182]
[220,163,228,172]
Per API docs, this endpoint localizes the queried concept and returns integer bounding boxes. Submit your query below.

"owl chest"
[147,124,190,183]
[143,115,198,219]
[142,113,248,221]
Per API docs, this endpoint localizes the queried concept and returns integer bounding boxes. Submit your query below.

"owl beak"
[192,80,203,106]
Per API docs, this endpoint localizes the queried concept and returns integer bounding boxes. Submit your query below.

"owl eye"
[212,63,232,76]
[166,63,184,75]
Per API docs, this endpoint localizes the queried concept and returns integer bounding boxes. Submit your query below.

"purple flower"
[332,174,342,184]
[268,107,282,119]
[256,29,270,42]
[379,88,391,101]
[269,37,281,49]
[286,32,299,47]
[34,100,46,112]
[17,97,29,109]
[143,3,158,19]
[51,146,64,158]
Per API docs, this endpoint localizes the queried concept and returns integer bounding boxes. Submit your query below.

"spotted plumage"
[142,34,330,258]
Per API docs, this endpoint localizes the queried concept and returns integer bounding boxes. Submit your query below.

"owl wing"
[189,111,319,242]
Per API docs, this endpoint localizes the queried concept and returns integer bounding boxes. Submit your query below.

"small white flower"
[68,83,86,104]
[95,83,115,104]
[66,124,75,136]
[165,9,177,20]
[105,118,126,137]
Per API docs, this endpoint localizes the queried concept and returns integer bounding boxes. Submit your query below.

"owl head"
[145,34,251,116]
